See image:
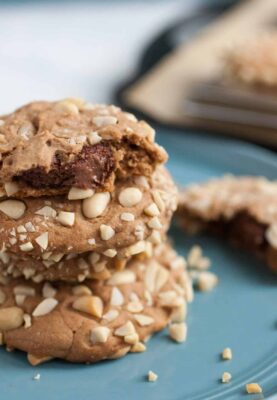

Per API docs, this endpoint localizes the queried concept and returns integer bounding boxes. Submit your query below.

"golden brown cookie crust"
[0,243,192,363]
[0,100,167,198]
[0,166,177,258]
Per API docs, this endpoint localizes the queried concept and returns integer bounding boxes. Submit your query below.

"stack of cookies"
[0,99,192,364]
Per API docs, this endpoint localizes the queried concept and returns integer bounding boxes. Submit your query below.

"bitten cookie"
[0,166,177,258]
[177,175,277,272]
[0,100,167,198]
[0,243,192,363]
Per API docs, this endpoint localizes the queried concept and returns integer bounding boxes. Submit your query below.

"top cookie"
[0,99,167,198]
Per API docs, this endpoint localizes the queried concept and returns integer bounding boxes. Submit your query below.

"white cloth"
[0,0,195,112]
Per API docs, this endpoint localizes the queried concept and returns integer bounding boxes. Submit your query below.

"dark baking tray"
[114,1,239,120]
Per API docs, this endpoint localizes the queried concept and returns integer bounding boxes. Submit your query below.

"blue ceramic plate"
[1,129,277,400]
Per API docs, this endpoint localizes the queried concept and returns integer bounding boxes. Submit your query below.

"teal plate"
[1,129,277,400]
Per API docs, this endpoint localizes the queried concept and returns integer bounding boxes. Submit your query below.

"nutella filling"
[209,212,267,255]
[15,143,115,190]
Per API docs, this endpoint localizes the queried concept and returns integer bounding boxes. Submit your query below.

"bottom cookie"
[0,243,192,363]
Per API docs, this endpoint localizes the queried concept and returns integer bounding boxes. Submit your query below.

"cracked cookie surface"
[0,100,167,198]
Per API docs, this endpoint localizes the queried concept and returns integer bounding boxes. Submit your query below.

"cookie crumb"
[148,370,158,382]
[131,342,146,353]
[221,372,232,383]
[187,245,211,271]
[197,271,218,292]
[246,383,262,394]
[169,322,187,343]
[28,354,52,366]
[187,245,202,267]
[222,347,232,360]
[33,373,40,381]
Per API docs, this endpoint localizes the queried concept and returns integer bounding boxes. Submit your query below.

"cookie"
[177,175,277,272]
[0,243,192,363]
[0,100,167,198]
[0,243,159,283]
[224,34,277,88]
[0,166,177,258]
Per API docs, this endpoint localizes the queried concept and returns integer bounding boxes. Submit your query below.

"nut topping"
[19,242,34,252]
[57,211,75,227]
[35,232,49,250]
[90,326,110,344]
[68,187,94,200]
[5,182,19,197]
[0,200,26,219]
[42,282,57,298]
[0,307,24,330]
[32,298,58,317]
[110,287,124,306]
[114,321,136,337]
[72,295,103,318]
[82,192,110,219]
[144,203,160,217]
[13,285,35,297]
[102,309,119,322]
[99,224,115,241]
[133,314,154,326]
[107,270,136,286]
[118,187,142,207]
[72,285,92,296]
[93,115,117,127]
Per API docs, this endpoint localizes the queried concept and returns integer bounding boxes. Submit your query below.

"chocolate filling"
[209,212,267,256]
[15,143,115,190]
